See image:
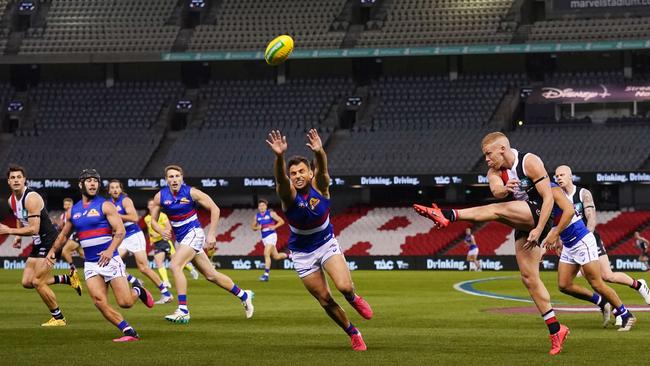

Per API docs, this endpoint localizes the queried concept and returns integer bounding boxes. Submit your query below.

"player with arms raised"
[266,129,373,351]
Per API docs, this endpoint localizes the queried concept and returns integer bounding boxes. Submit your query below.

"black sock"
[124,328,138,337]
[50,307,64,320]
[630,280,642,290]
[441,209,457,222]
[344,293,356,303]
[53,275,71,285]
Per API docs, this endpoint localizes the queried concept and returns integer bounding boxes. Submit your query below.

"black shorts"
[514,200,553,244]
[594,231,607,257]
[29,242,60,259]
[153,240,172,255]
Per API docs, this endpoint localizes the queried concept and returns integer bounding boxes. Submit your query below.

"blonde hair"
[481,131,508,147]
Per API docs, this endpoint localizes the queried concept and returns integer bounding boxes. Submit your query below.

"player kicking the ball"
[414,132,569,355]
[267,129,373,351]
[47,169,154,341]
[149,165,253,323]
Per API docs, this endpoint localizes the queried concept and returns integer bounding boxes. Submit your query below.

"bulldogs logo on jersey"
[87,209,100,217]
[309,198,320,210]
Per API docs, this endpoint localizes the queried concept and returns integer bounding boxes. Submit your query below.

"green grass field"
[0,269,648,365]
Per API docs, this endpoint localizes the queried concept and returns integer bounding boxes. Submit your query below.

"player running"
[635,231,650,269]
[554,165,650,306]
[0,165,82,326]
[59,197,85,277]
[266,129,373,351]
[144,198,199,291]
[108,180,173,304]
[149,165,253,323]
[251,198,288,281]
[414,132,569,355]
[548,182,636,331]
[464,228,481,271]
[46,169,154,341]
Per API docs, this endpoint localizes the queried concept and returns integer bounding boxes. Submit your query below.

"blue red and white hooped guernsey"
[285,186,334,253]
[550,182,590,248]
[159,184,202,242]
[256,210,276,239]
[70,197,117,263]
[111,193,142,238]
[465,234,477,251]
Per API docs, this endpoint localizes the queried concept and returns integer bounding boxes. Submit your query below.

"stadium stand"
[507,124,650,171]
[444,222,513,255]
[357,0,513,47]
[530,16,650,43]
[327,73,525,175]
[0,81,183,177]
[189,0,347,51]
[20,0,179,54]
[160,77,354,176]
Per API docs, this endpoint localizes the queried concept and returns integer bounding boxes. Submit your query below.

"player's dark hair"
[287,156,311,170]
[6,164,26,179]
[63,197,73,203]
[258,198,269,205]
[108,179,124,190]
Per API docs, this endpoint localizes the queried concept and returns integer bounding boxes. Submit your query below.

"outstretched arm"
[266,130,295,210]
[306,128,330,198]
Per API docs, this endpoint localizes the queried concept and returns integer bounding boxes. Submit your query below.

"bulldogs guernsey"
[111,194,142,238]
[256,210,276,239]
[285,186,333,253]
[160,184,201,242]
[465,234,478,251]
[70,197,117,262]
[550,183,590,248]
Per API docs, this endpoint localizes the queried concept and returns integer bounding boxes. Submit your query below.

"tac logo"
[163,200,172,205]
[72,213,82,219]
[309,198,320,210]
[179,197,190,204]
[87,209,100,217]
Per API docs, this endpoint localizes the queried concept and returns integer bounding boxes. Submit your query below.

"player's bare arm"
[524,154,553,245]
[270,210,285,230]
[101,201,126,267]
[267,130,296,210]
[581,189,598,232]
[306,128,330,198]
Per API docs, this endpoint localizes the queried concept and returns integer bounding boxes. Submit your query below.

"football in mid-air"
[264,35,294,66]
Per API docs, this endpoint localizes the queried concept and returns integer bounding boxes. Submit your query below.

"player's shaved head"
[481,132,510,149]
[555,165,572,176]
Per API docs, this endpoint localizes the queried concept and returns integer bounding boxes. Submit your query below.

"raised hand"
[266,130,288,156]
[306,128,323,152]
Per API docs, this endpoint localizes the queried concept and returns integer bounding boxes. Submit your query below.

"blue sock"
[230,285,248,301]
[344,323,359,336]
[616,304,630,319]
[117,320,130,331]
[264,268,270,276]
[158,283,171,297]
[590,293,605,309]
[178,294,188,314]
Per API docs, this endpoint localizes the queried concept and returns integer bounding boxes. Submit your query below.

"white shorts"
[118,231,147,254]
[84,256,126,283]
[178,227,205,252]
[560,232,600,266]
[291,237,343,278]
[262,233,278,247]
[467,248,479,257]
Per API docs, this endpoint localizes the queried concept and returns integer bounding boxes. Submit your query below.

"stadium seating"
[597,211,650,250]
[327,73,525,175]
[530,17,650,43]
[189,0,347,51]
[357,0,514,47]
[609,227,650,256]
[20,0,179,54]
[445,222,513,255]
[160,77,354,176]
[0,81,183,178]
